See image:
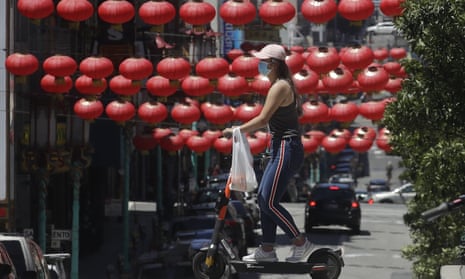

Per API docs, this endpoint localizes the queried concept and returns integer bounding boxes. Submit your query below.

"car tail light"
[351,201,359,208]
[329,186,340,190]
[309,200,317,207]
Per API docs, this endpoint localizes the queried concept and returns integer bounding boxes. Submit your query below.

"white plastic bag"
[230,128,257,192]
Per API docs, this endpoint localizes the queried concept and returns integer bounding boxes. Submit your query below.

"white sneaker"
[242,246,278,262]
[285,239,314,263]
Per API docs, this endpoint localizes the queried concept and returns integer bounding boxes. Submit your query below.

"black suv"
[305,183,361,234]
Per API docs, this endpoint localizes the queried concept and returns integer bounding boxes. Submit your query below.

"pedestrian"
[386,161,393,183]
[223,44,313,263]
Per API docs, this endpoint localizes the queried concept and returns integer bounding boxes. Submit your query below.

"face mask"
[258,61,270,76]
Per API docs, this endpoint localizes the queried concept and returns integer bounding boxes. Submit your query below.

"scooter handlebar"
[421,202,449,222]
[421,194,465,222]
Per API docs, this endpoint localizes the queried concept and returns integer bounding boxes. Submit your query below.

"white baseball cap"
[252,44,286,61]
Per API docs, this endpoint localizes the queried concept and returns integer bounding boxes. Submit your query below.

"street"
[234,201,412,279]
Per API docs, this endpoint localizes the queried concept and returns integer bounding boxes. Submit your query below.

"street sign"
[51,229,71,241]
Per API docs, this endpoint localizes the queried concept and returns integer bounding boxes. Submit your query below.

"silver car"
[366,21,399,35]
[369,183,415,204]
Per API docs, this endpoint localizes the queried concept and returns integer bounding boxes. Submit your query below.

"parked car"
[355,189,369,203]
[366,178,390,193]
[328,173,356,188]
[305,183,361,234]
[0,242,17,278]
[0,234,51,279]
[369,183,415,204]
[366,21,399,35]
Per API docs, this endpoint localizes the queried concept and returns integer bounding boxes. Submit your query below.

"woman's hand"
[222,127,236,138]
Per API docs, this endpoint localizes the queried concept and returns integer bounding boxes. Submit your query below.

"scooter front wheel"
[308,250,342,279]
[192,250,228,279]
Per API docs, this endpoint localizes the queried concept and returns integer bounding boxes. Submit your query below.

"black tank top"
[269,93,300,139]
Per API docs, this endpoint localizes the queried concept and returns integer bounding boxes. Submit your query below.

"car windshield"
[1,241,26,276]
[312,188,354,201]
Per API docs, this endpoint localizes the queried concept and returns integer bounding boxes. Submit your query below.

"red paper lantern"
[179,0,216,30]
[227,49,244,61]
[231,55,260,80]
[159,134,184,153]
[178,129,199,142]
[201,103,234,125]
[337,0,374,21]
[384,77,403,93]
[105,100,136,123]
[157,57,191,81]
[330,128,352,142]
[138,0,176,26]
[353,126,376,140]
[17,0,54,20]
[302,134,320,153]
[376,128,392,152]
[98,0,135,25]
[321,134,347,154]
[349,134,373,153]
[203,129,222,143]
[75,75,108,96]
[133,134,158,153]
[259,0,296,26]
[299,100,329,124]
[109,75,141,96]
[5,53,39,76]
[290,46,305,54]
[40,75,73,94]
[57,0,94,22]
[306,130,326,143]
[213,137,233,154]
[373,47,389,61]
[217,74,249,97]
[286,51,306,74]
[249,74,271,96]
[73,98,104,120]
[181,75,215,97]
[186,135,212,154]
[171,102,201,124]
[247,135,267,155]
[137,101,168,124]
[306,46,340,74]
[383,61,402,75]
[301,0,337,24]
[196,57,230,81]
[79,56,114,79]
[146,75,178,97]
[357,66,389,92]
[293,69,319,94]
[220,0,256,27]
[152,128,172,143]
[340,45,374,70]
[322,67,354,93]
[389,47,407,60]
[119,57,153,81]
[380,0,405,17]
[43,55,78,77]
[330,101,359,123]
[358,100,386,121]
[235,103,263,122]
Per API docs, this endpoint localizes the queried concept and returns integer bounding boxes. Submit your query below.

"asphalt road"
[234,201,412,279]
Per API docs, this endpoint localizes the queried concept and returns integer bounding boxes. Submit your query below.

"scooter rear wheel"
[192,251,228,279]
[308,251,342,279]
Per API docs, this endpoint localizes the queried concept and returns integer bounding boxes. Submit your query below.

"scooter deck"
[230,260,328,274]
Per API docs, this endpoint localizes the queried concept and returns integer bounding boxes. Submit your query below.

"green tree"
[383,1,465,278]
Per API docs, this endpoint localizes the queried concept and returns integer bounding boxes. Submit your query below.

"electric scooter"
[192,176,344,279]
